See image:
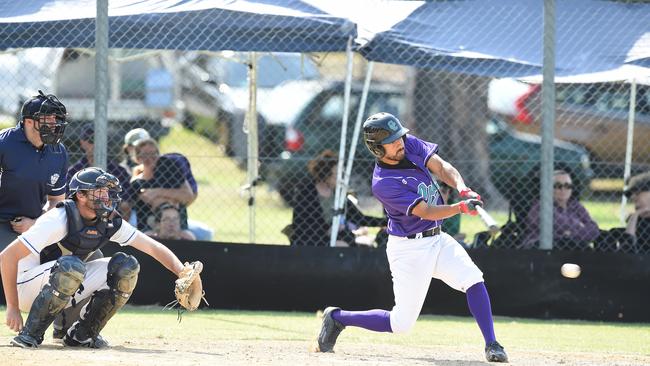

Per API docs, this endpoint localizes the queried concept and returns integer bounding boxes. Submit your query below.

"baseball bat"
[476,206,500,235]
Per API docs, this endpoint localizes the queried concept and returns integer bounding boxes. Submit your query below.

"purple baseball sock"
[466,282,497,345]
[331,309,392,332]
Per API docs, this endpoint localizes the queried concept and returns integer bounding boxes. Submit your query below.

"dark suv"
[262,80,593,205]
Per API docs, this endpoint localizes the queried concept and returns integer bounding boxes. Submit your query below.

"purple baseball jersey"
[371,134,443,237]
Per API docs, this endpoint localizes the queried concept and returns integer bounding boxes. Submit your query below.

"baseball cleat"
[52,328,66,344]
[485,341,508,362]
[315,306,345,353]
[63,329,110,349]
[10,333,40,348]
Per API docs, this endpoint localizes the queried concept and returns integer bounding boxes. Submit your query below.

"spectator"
[121,127,151,174]
[522,169,600,249]
[130,138,196,232]
[0,91,68,250]
[624,171,650,252]
[289,150,386,247]
[145,202,196,240]
[68,124,133,218]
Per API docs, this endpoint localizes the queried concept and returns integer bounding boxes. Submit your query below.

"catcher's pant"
[386,232,483,334]
[17,258,111,313]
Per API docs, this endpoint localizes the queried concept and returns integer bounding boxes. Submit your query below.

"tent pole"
[247,52,259,243]
[329,37,354,247]
[338,61,375,229]
[94,0,109,170]
[620,78,637,224]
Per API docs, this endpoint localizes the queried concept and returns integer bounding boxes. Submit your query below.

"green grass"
[1,307,647,355]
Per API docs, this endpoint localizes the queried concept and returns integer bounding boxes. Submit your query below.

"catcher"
[0,167,204,349]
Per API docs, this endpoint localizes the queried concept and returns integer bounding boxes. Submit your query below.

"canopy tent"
[320,0,650,78]
[0,0,356,52]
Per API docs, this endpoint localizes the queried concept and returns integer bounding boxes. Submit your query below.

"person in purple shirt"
[315,113,508,363]
[522,169,599,249]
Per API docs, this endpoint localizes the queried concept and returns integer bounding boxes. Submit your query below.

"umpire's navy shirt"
[0,126,68,221]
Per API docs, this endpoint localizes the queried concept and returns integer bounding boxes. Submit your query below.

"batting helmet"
[21,90,68,145]
[68,167,122,219]
[362,112,409,158]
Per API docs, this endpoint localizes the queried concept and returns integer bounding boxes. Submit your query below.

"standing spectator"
[121,128,151,174]
[68,124,133,218]
[289,150,386,247]
[624,171,650,252]
[0,90,68,250]
[144,202,196,241]
[522,170,600,249]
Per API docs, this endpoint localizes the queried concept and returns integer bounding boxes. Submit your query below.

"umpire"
[0,90,69,250]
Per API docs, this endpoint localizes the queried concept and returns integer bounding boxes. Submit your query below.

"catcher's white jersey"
[386,232,483,333]
[15,207,138,312]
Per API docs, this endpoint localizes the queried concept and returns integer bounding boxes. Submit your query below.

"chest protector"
[39,200,122,264]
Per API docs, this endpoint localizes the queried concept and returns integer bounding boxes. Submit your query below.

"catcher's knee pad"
[107,252,140,295]
[50,255,87,296]
[19,256,85,344]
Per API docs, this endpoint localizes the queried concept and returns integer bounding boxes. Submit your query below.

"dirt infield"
[3,338,650,366]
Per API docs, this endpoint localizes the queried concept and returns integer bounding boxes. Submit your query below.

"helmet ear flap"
[371,144,385,158]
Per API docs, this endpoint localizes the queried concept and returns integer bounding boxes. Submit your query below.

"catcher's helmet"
[21,90,67,145]
[68,167,122,219]
[362,112,409,158]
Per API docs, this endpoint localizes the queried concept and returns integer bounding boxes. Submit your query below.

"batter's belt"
[406,226,441,239]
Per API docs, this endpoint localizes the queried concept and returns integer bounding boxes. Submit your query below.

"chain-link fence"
[0,1,649,253]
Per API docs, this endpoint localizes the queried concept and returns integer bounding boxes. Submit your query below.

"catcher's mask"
[362,112,409,158]
[68,167,122,220]
[21,90,68,145]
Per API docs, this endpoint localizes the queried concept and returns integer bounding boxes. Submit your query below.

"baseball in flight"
[560,263,581,278]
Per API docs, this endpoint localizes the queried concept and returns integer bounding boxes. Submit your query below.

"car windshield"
[260,82,323,125]
[219,55,320,88]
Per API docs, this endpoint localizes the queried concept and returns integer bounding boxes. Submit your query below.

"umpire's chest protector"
[40,200,121,263]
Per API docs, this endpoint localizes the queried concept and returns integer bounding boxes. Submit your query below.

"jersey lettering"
[417,182,440,206]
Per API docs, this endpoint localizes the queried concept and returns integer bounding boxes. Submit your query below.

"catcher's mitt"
[170,261,208,312]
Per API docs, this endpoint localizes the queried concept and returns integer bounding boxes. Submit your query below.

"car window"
[365,93,405,117]
[557,83,649,116]
[315,93,361,122]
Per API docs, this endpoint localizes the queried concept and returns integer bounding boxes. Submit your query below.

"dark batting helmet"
[21,90,68,145]
[362,112,409,158]
[68,167,122,219]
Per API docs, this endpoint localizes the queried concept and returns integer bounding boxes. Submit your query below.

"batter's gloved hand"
[172,261,208,312]
[458,199,483,216]
[459,188,481,201]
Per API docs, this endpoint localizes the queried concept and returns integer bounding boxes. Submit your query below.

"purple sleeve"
[570,201,600,241]
[405,135,438,166]
[373,179,423,216]
[167,153,197,194]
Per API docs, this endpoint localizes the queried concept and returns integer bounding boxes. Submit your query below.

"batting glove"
[458,199,483,216]
[459,187,481,201]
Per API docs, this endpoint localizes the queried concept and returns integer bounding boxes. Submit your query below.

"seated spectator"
[623,171,650,252]
[121,128,151,175]
[289,150,386,247]
[68,124,133,218]
[130,138,196,232]
[521,169,600,249]
[144,202,196,240]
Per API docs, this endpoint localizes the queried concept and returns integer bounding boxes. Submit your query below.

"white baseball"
[561,263,581,278]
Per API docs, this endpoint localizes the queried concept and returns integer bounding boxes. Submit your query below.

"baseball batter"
[0,167,188,349]
[316,113,508,363]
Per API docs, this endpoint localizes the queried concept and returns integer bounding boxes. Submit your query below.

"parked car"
[488,78,650,177]
[262,80,592,208]
[180,52,320,161]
